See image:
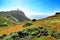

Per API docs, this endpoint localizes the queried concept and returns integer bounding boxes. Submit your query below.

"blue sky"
[0,0,60,19]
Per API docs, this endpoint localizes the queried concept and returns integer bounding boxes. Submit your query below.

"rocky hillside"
[7,10,30,22]
[0,9,30,23]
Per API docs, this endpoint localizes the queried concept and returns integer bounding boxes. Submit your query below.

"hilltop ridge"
[0,9,30,22]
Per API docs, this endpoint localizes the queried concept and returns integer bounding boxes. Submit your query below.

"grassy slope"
[0,16,16,26]
[0,14,60,36]
[0,16,18,35]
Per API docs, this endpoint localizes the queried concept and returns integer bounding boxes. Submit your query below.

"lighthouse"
[17,8,19,11]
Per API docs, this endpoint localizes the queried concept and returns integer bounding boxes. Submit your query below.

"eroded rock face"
[0,10,30,23]
[7,10,30,22]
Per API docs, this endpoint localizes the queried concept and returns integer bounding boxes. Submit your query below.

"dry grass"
[0,20,60,36]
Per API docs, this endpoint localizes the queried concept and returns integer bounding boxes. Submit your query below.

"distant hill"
[6,10,30,22]
[0,9,30,23]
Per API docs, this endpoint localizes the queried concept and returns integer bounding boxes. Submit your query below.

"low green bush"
[32,19,36,21]
[1,26,60,40]
[23,23,33,27]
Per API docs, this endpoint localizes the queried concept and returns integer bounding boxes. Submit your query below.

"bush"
[3,34,7,37]
[0,36,3,39]
[23,23,33,27]
[32,19,36,21]
[3,26,58,40]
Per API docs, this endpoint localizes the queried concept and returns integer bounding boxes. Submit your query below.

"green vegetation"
[0,16,16,27]
[23,22,33,27]
[0,12,60,40]
[42,13,60,24]
[0,26,59,40]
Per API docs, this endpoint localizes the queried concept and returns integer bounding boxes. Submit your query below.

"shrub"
[32,19,36,21]
[3,26,51,40]
[39,27,43,29]
[0,36,3,39]
[23,23,33,27]
[3,34,7,37]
